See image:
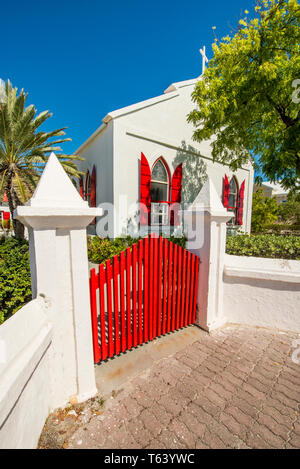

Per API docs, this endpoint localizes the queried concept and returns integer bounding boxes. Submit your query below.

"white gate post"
[183,178,231,331]
[15,153,103,409]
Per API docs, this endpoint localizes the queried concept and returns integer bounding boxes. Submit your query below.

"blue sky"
[2,0,252,154]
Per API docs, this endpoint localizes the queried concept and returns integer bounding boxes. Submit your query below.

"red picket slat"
[113,256,120,356]
[188,254,195,325]
[89,269,101,363]
[126,247,132,350]
[180,249,186,328]
[106,260,114,357]
[167,242,173,333]
[99,263,108,360]
[153,236,158,338]
[192,256,200,323]
[143,237,149,342]
[171,244,177,332]
[185,252,191,326]
[120,251,126,352]
[162,238,168,335]
[148,235,153,341]
[132,243,138,347]
[157,237,163,337]
[138,240,143,345]
[176,246,182,330]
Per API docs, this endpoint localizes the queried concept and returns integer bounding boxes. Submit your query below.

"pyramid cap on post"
[187,177,232,218]
[27,152,88,208]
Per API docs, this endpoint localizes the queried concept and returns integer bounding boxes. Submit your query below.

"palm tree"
[0,79,83,238]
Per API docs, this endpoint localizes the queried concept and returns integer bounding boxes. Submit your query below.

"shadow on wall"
[173,141,207,204]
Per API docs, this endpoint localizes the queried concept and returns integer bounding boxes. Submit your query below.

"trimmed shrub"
[226,234,300,260]
[87,235,187,264]
[0,237,32,324]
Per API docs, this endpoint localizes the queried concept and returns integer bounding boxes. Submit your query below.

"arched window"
[151,159,169,202]
[228,177,238,225]
[150,158,170,225]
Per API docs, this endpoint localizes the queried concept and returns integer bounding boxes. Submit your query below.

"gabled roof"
[75,76,199,155]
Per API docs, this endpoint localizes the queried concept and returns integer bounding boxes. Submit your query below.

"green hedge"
[87,235,187,264]
[0,237,32,325]
[226,234,300,260]
[264,224,300,233]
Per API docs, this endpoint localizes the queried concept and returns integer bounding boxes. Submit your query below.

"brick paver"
[67,325,300,449]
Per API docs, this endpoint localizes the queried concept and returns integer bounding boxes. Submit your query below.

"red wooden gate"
[89,234,199,363]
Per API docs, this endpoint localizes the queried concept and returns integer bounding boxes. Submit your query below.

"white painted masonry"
[0,297,52,449]
[185,180,300,333]
[0,153,103,448]
[184,178,231,331]
[223,255,300,332]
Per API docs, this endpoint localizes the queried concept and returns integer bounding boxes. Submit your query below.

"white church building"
[75,74,254,237]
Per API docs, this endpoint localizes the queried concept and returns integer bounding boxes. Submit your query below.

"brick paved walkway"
[68,325,300,449]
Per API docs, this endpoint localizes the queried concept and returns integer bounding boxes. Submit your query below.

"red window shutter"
[223,174,229,209]
[140,153,151,225]
[90,165,96,207]
[237,180,245,225]
[79,176,84,198]
[85,170,90,201]
[170,163,183,226]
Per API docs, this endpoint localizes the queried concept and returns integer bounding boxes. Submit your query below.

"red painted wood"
[171,244,177,331]
[99,263,108,360]
[170,163,183,226]
[106,260,114,357]
[89,236,200,363]
[184,252,191,326]
[162,238,168,335]
[140,153,151,225]
[120,251,126,352]
[138,240,143,345]
[237,180,245,225]
[90,165,96,207]
[180,250,187,328]
[132,243,138,347]
[157,237,163,336]
[143,237,149,342]
[167,242,173,333]
[126,247,132,350]
[79,176,84,198]
[153,236,158,338]
[89,269,101,362]
[192,257,200,323]
[176,246,182,330]
[189,254,195,325]
[223,174,230,209]
[148,235,153,341]
[113,255,120,356]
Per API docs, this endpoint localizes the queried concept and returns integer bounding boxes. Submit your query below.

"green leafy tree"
[0,80,83,238]
[188,0,300,189]
[251,189,279,232]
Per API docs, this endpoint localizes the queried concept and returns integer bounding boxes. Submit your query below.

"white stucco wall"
[76,121,114,234]
[0,297,52,449]
[223,254,300,332]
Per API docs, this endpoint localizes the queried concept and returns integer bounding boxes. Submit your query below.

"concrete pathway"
[41,325,300,449]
